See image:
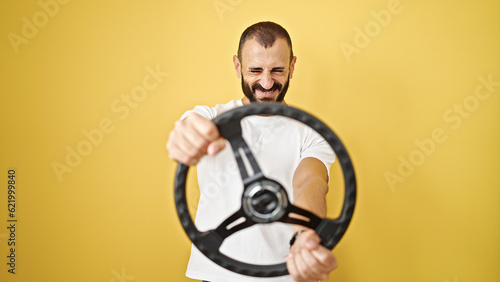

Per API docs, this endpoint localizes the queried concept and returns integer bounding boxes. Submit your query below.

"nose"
[259,71,274,90]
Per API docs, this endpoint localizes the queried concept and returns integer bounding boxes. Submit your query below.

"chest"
[241,117,304,183]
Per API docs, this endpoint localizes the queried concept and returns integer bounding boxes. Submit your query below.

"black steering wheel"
[174,103,356,277]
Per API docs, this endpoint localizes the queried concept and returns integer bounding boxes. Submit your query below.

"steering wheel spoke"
[214,208,255,239]
[280,204,322,229]
[228,136,265,186]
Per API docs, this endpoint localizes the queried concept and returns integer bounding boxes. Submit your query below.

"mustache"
[252,82,282,93]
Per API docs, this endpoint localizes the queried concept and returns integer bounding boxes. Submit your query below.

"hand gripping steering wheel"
[174,103,356,277]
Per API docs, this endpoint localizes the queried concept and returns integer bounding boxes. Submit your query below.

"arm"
[292,157,329,218]
[287,157,337,282]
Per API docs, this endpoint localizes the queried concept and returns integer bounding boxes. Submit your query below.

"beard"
[241,77,290,103]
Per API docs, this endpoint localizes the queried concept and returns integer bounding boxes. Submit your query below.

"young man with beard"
[167,21,338,282]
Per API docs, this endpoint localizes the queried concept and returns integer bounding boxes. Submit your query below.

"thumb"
[302,231,322,250]
[207,138,226,156]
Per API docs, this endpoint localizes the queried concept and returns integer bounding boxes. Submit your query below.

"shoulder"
[180,99,243,120]
[213,99,243,116]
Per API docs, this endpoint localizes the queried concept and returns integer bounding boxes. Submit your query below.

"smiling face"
[234,38,296,104]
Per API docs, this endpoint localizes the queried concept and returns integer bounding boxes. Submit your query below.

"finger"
[300,230,338,272]
[207,137,226,156]
[185,113,226,157]
[310,246,338,272]
[303,236,337,270]
[302,232,321,251]
[294,248,318,281]
[298,247,331,280]
[167,135,200,165]
[167,125,205,165]
[186,113,225,158]
[287,253,311,282]
[291,231,336,279]
[286,253,300,281]
[171,127,202,158]
[167,113,221,165]
[187,113,221,142]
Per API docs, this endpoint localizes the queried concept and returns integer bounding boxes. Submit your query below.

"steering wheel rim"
[174,103,356,277]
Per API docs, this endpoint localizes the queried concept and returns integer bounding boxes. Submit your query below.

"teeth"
[256,89,275,96]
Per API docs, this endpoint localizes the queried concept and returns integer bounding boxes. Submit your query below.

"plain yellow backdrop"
[1,0,499,281]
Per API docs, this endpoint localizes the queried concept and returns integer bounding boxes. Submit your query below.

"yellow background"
[1,0,499,281]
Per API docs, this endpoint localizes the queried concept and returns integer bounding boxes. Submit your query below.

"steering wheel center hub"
[242,180,288,223]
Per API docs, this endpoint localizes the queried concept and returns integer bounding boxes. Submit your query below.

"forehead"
[240,38,291,68]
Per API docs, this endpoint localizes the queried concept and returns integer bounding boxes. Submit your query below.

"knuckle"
[166,134,175,150]
[174,119,184,130]
[194,138,209,151]
[297,263,311,279]
[179,155,195,166]
[185,147,199,159]
[201,124,217,138]
[166,144,178,161]
[317,251,329,262]
[168,151,181,163]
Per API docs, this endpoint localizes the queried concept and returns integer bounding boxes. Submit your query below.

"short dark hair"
[237,21,293,62]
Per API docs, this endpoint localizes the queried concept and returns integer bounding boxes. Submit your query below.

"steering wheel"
[174,103,356,277]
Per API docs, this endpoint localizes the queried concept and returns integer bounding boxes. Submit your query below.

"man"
[167,21,338,282]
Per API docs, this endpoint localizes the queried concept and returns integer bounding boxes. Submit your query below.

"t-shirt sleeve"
[300,127,336,179]
[179,105,217,120]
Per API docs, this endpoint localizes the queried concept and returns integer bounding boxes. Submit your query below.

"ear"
[288,56,297,79]
[233,55,242,79]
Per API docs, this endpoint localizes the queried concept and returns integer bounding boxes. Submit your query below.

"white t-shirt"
[182,100,335,282]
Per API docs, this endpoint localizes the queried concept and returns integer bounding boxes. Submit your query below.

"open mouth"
[255,89,277,98]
